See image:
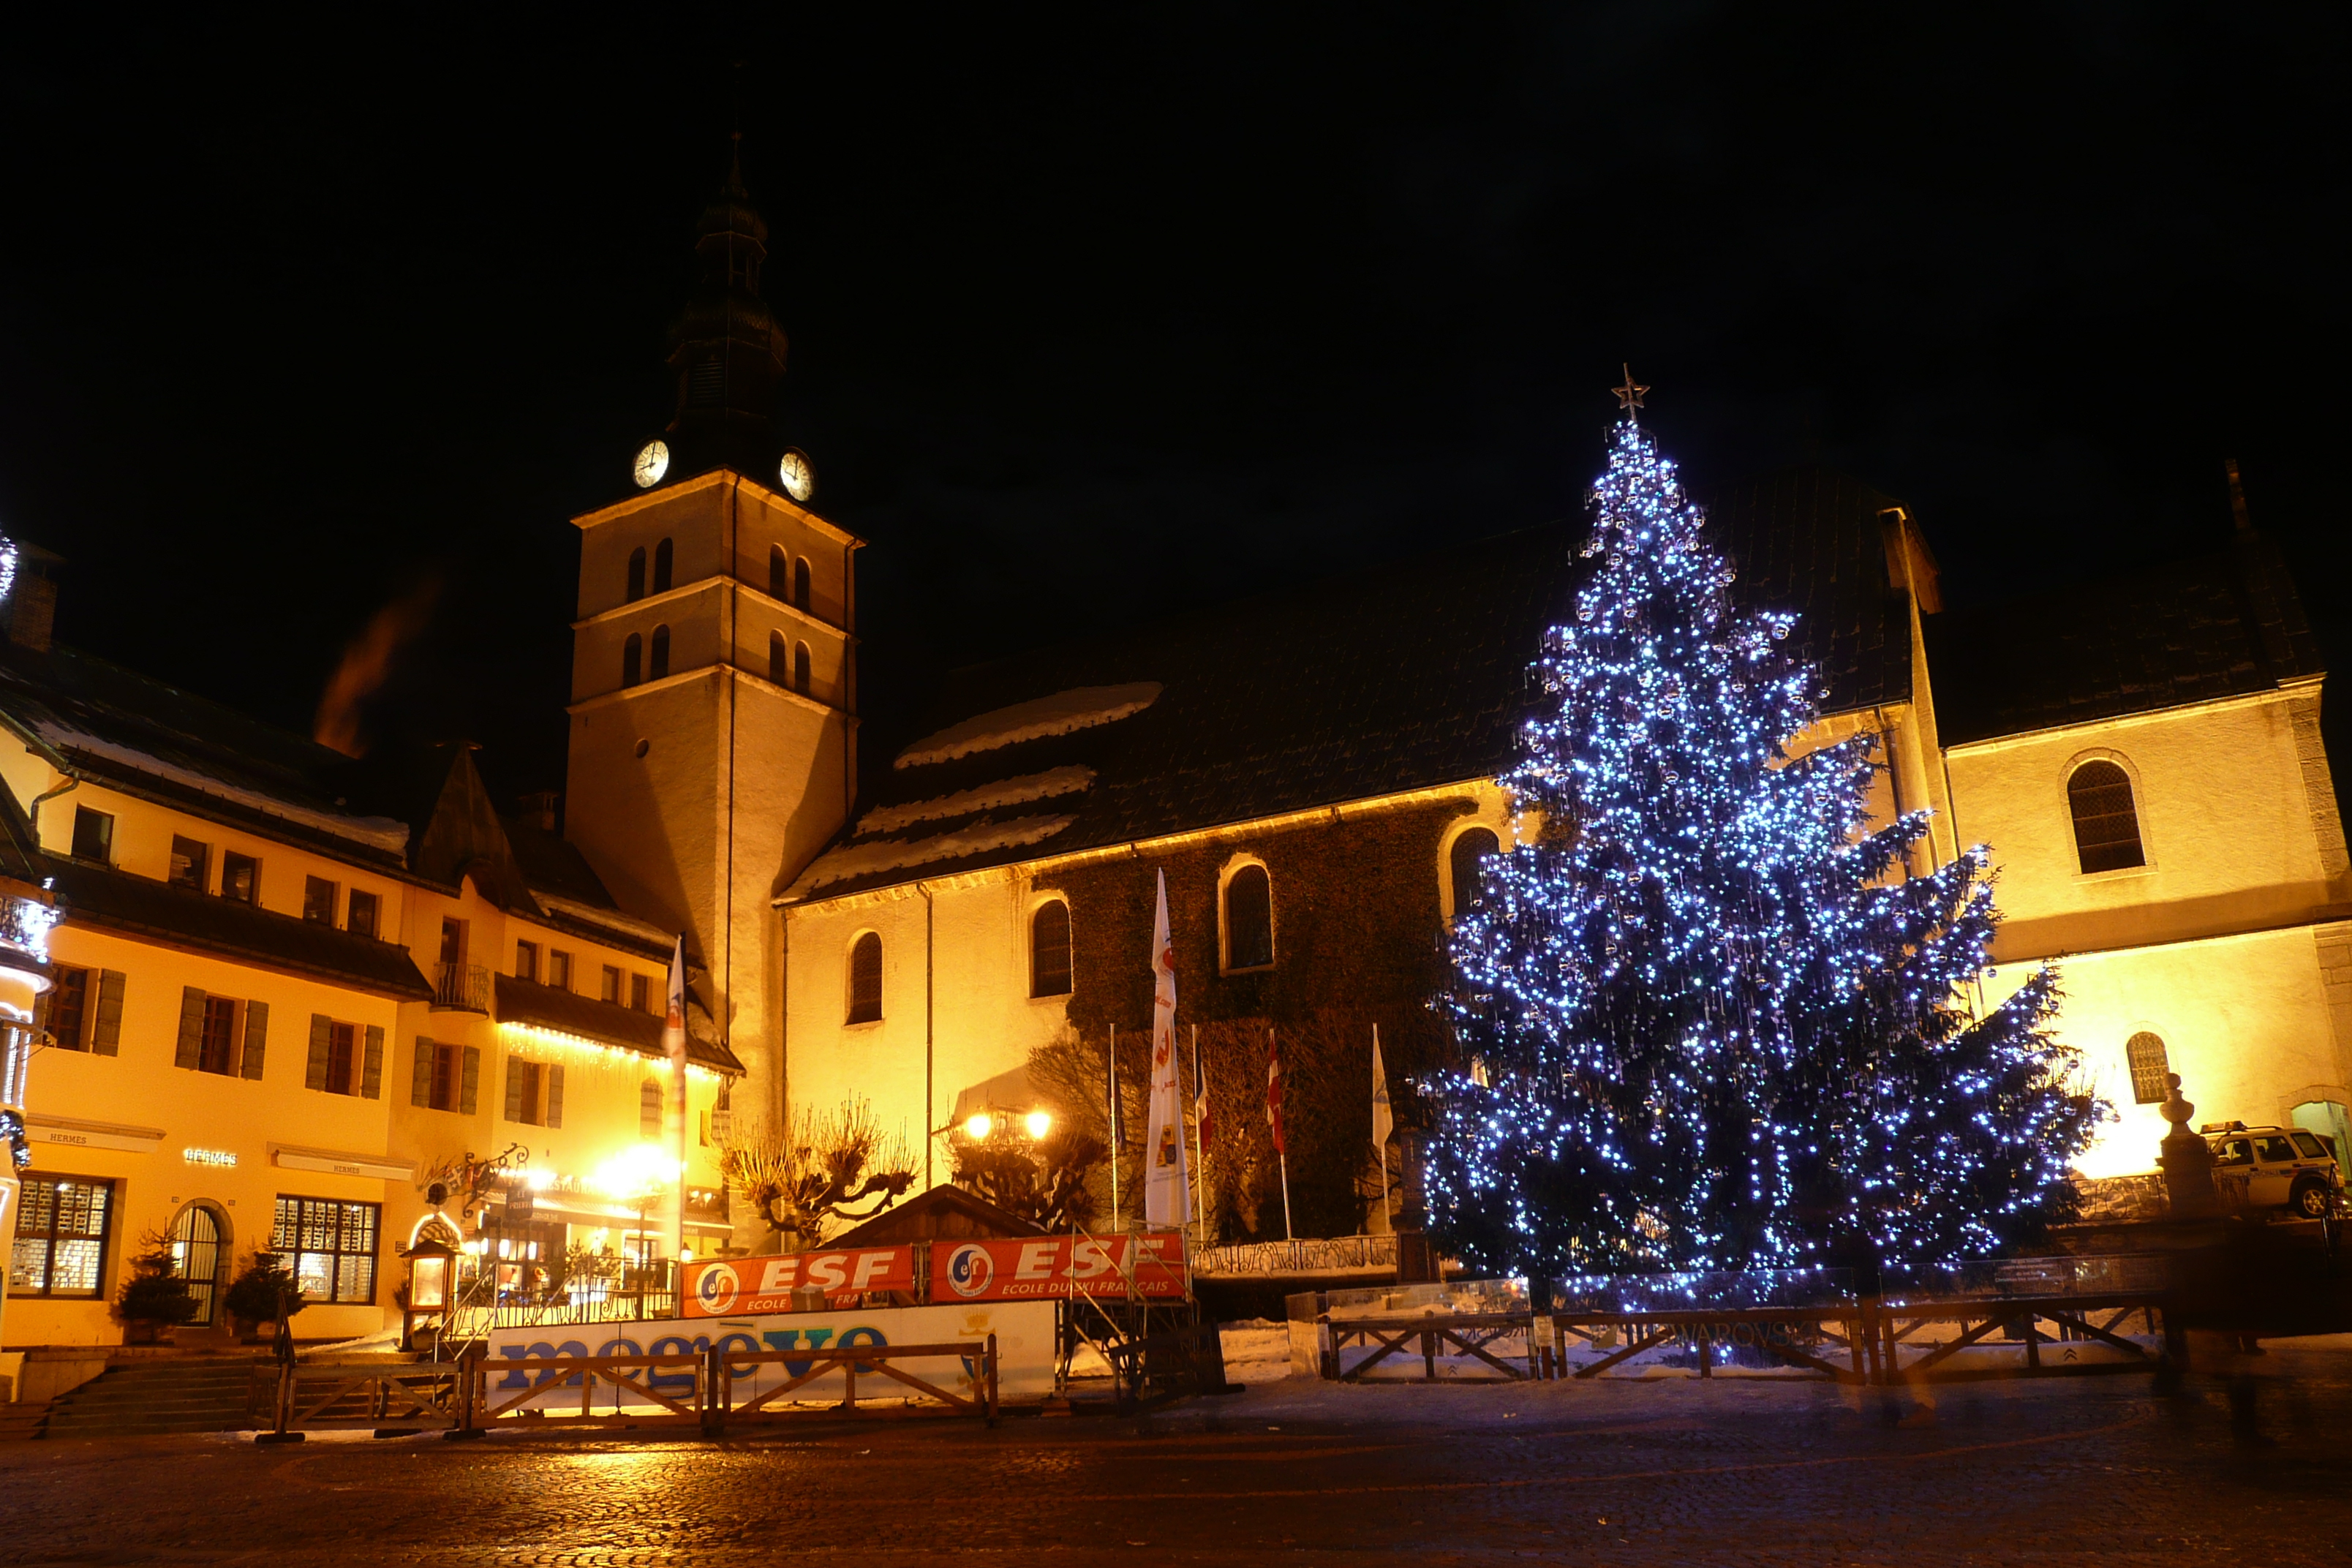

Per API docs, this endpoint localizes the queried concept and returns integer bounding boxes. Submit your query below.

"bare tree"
[720,1098,916,1250]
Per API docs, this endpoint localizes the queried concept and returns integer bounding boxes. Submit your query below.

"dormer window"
[2068,760,2146,873]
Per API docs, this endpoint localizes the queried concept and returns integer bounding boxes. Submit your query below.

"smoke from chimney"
[313,577,442,757]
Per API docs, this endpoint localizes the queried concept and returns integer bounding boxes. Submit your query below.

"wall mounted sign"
[930,1235,1187,1302]
[271,1146,414,1183]
[679,1247,916,1318]
[183,1147,238,1168]
[26,1114,165,1153]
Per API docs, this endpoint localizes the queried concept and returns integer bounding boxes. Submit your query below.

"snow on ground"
[894,685,1161,769]
[856,766,1096,835]
[785,814,1079,897]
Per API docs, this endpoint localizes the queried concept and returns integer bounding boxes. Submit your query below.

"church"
[5,154,2349,1350]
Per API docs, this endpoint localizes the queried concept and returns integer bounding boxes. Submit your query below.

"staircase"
[41,1357,269,1439]
[0,1398,52,1441]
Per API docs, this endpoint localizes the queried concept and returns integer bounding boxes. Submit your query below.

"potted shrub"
[223,1251,304,1344]
[116,1233,200,1344]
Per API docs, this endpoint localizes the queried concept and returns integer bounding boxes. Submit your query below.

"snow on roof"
[894,684,1161,769]
[36,721,412,854]
[532,892,679,949]
[786,813,1079,898]
[854,766,1096,837]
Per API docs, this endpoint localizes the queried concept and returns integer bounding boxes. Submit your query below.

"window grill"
[2125,1033,2171,1105]
[2068,761,2146,873]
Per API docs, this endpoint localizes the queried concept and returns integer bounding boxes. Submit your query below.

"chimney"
[516,791,562,832]
[7,573,56,653]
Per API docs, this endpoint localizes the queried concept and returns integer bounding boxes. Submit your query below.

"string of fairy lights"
[1422,405,2102,1280]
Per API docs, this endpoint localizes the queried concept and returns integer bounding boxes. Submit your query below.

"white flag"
[1371,1024,1393,1156]
[1142,870,1191,1225]
[663,934,689,1262]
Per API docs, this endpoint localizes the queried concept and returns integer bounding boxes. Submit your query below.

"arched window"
[2068,760,2145,873]
[769,543,788,600]
[794,641,812,696]
[846,932,883,1024]
[652,538,674,595]
[1030,900,1073,998]
[794,557,811,611]
[626,547,647,603]
[769,630,788,685]
[621,633,642,688]
[1225,863,1273,970]
[649,625,671,681]
[1450,826,1500,920]
[2124,1032,2171,1105]
[640,1079,663,1137]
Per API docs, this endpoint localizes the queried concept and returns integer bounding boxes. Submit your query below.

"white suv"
[2201,1122,2345,1219]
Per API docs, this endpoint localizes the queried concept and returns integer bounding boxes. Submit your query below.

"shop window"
[1031,900,1073,998]
[516,940,538,981]
[1450,826,1501,921]
[2125,1032,2171,1104]
[1224,864,1274,970]
[221,850,259,904]
[622,633,642,688]
[652,538,674,595]
[6,1175,113,1297]
[626,546,647,603]
[2068,761,2146,873]
[271,1196,380,1305]
[847,932,883,1024]
[347,888,380,939]
[641,1078,663,1137]
[303,875,337,924]
[70,805,113,864]
[168,835,209,890]
[649,625,671,681]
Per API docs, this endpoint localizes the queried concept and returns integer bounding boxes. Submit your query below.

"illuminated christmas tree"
[1426,391,2100,1280]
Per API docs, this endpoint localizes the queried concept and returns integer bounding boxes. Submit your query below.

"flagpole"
[1107,1023,1120,1229]
[1273,1025,1293,1242]
[1189,1023,1206,1243]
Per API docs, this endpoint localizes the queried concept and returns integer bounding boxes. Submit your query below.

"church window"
[847,932,883,1025]
[2124,1032,2171,1104]
[653,538,674,595]
[641,1079,663,1137]
[794,557,811,611]
[622,633,642,688]
[1449,826,1500,921]
[1224,863,1274,971]
[1031,900,1073,998]
[2068,760,2145,873]
[769,630,788,685]
[769,544,788,600]
[626,547,647,603]
[649,625,671,681]
[794,641,812,696]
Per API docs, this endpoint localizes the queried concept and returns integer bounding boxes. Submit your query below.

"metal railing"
[433,962,491,1012]
[1192,1234,1399,1277]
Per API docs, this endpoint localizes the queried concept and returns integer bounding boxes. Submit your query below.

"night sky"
[0,7,2342,804]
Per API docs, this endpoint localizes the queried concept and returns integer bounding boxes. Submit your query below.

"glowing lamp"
[1024,1110,1052,1139]
[399,1235,459,1352]
[964,1113,994,1141]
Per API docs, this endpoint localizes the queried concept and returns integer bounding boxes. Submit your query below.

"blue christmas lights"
[1423,412,2103,1279]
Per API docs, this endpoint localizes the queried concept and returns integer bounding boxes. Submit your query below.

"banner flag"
[1194,1029,1213,1151]
[1265,1027,1286,1158]
[664,934,690,1263]
[1371,1023,1393,1156]
[1142,870,1191,1225]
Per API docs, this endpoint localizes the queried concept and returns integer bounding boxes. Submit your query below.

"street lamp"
[400,1235,457,1352]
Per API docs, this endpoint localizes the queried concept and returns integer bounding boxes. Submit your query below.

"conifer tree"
[1427,403,2100,1279]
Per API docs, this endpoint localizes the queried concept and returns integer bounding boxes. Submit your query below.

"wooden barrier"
[1326,1311,1538,1383]
[470,1349,711,1430]
[249,1362,465,1439]
[704,1338,998,1431]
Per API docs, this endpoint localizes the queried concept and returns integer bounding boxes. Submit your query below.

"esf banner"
[484,1300,1058,1411]
[932,1235,1188,1301]
[680,1248,916,1317]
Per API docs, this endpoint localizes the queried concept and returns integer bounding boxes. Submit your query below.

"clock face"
[633,439,671,489]
[778,448,816,503]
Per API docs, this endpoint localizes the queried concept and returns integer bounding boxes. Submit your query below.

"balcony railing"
[433,962,491,1013]
[1192,1234,1400,1277]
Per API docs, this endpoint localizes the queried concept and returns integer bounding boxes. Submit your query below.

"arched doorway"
[167,1202,229,1327]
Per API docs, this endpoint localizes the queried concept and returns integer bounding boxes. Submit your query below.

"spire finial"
[2225,458,2253,532]
[1611,364,1648,415]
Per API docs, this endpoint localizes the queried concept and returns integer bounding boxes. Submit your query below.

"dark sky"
[0,6,2343,804]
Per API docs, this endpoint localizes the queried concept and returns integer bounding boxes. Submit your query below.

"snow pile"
[786,813,1078,897]
[894,684,1161,769]
[534,892,677,946]
[856,766,1096,836]
[36,722,412,853]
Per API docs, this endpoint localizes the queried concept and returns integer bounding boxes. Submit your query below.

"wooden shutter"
[360,1025,384,1098]
[503,1055,525,1122]
[459,1047,480,1115]
[544,1064,565,1128]
[241,1000,269,1080]
[92,970,125,1055]
[175,987,206,1069]
[305,1014,332,1091]
[411,1037,436,1106]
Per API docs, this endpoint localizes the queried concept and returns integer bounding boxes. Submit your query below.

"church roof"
[785,464,1919,902]
[1925,529,2325,747]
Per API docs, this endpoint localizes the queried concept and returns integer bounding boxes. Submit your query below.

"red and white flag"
[1142,870,1191,1226]
[1194,1034,1214,1153]
[663,934,689,1260]
[1265,1027,1286,1158]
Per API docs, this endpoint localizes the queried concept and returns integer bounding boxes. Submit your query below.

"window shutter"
[411,1037,436,1106]
[175,987,205,1069]
[305,1014,332,1091]
[360,1025,384,1098]
[92,970,125,1055]
[545,1064,565,1128]
[241,1000,269,1080]
[459,1047,480,1115]
[503,1055,525,1122]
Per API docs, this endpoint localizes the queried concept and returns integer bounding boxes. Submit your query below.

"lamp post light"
[399,1236,458,1352]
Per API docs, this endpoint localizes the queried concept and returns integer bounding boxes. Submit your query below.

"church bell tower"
[560,143,858,1142]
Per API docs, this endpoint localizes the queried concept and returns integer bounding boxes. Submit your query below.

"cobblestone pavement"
[2,1342,2348,1566]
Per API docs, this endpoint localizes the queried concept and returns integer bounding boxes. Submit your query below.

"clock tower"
[561,147,856,1145]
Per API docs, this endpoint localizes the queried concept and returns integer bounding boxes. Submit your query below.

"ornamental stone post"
[2157,1073,2223,1219]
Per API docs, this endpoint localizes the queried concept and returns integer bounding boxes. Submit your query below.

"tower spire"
[662,138,788,473]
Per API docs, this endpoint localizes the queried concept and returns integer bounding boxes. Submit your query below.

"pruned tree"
[721,1098,916,1249]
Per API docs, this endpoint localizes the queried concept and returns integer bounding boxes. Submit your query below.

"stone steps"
[0,1399,53,1441]
[41,1359,269,1439]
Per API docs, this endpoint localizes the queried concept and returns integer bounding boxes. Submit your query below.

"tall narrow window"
[630,973,650,1013]
[1225,864,1274,970]
[2125,1032,2171,1105]
[47,966,90,1050]
[769,543,788,599]
[70,806,113,864]
[2068,760,2146,873]
[769,630,788,685]
[220,851,258,904]
[198,997,239,1075]
[1030,901,1073,998]
[622,633,642,688]
[601,965,622,1003]
[626,547,647,603]
[168,836,209,890]
[794,557,811,611]
[652,538,674,595]
[303,876,337,924]
[324,1022,357,1096]
[515,940,538,981]
[1449,827,1500,921]
[847,932,883,1024]
[794,641,811,696]
[641,1079,663,1137]
[649,625,671,681]
[548,950,572,991]
[346,889,380,939]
